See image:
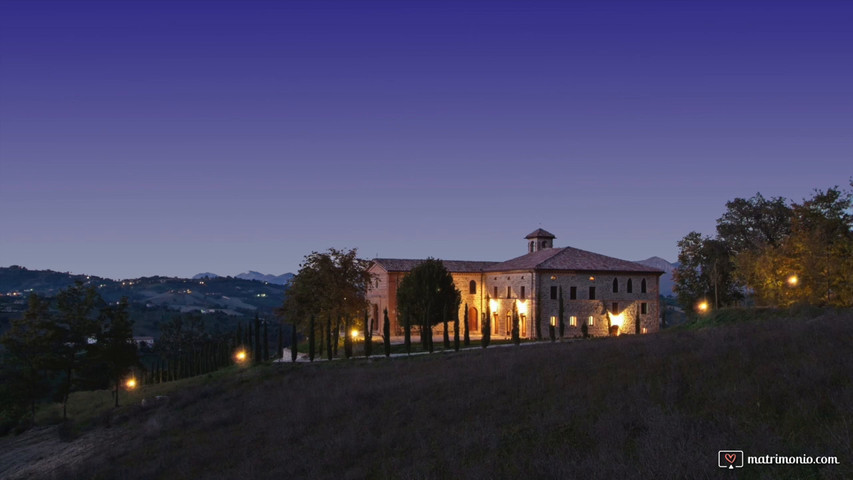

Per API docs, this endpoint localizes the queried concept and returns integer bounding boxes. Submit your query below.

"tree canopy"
[396,258,461,348]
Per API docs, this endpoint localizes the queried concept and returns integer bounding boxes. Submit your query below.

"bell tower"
[525,228,556,253]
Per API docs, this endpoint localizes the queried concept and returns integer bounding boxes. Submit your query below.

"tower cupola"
[525,228,556,253]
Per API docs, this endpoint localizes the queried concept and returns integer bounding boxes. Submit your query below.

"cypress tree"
[263,320,269,361]
[404,312,411,355]
[581,321,589,339]
[482,295,491,348]
[442,306,450,350]
[558,286,565,339]
[635,303,641,335]
[453,308,460,351]
[254,314,261,364]
[364,309,372,359]
[535,288,542,341]
[383,308,391,358]
[511,301,520,345]
[290,322,297,362]
[309,314,316,361]
[326,314,333,361]
[463,303,470,347]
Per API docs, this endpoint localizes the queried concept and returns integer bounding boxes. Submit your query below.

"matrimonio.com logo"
[718,450,744,469]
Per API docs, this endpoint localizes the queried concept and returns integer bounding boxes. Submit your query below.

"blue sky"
[1,0,851,279]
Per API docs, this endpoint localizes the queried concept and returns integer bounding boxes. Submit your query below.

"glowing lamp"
[125,377,137,390]
[697,301,709,313]
[351,329,359,339]
[517,300,528,316]
[787,275,799,287]
[234,349,247,363]
[489,299,499,314]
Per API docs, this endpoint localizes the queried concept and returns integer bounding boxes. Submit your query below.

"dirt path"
[0,424,123,480]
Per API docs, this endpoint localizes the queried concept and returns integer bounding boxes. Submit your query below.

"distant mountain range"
[192,271,294,285]
[633,257,677,296]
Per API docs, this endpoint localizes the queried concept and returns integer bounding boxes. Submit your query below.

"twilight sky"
[1,0,851,280]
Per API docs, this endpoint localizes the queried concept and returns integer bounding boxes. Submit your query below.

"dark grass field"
[16,309,853,479]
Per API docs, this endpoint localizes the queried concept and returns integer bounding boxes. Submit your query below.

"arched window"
[469,280,477,294]
[627,279,633,293]
[612,278,619,293]
[529,241,534,253]
[641,279,647,293]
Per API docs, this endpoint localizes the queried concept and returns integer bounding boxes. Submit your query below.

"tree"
[534,288,542,341]
[511,301,520,346]
[291,323,297,363]
[716,192,792,255]
[442,306,450,350]
[403,312,411,355]
[253,314,261,365]
[383,308,391,358]
[363,309,372,358]
[482,295,491,348]
[263,320,269,362]
[53,282,101,420]
[558,286,565,339]
[96,298,138,408]
[453,307,460,351]
[396,258,461,355]
[674,232,740,313]
[463,303,470,347]
[0,294,55,422]
[308,314,316,362]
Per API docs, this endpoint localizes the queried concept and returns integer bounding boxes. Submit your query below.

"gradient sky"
[1,0,851,280]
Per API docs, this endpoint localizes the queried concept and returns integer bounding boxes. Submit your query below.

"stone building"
[366,229,665,338]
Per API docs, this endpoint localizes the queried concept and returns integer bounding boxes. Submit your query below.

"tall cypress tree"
[383,308,391,358]
[344,316,352,359]
[290,322,297,362]
[442,306,450,350]
[453,308,460,351]
[463,303,470,347]
[482,295,491,348]
[309,314,316,361]
[404,312,411,355]
[535,288,542,341]
[326,314,333,361]
[364,309,372,359]
[511,301,520,346]
[558,286,565,339]
[263,320,269,361]
[277,323,283,359]
[635,303,641,335]
[254,314,261,364]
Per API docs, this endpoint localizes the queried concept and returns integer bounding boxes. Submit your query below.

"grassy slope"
[25,310,853,479]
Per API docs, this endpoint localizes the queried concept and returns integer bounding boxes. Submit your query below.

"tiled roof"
[485,247,665,274]
[525,228,556,239]
[371,258,499,273]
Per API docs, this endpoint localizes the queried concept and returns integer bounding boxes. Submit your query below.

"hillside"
[0,266,288,337]
[3,308,850,479]
[634,256,676,296]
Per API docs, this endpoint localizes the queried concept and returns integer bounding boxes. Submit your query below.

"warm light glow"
[589,276,595,281]
[489,299,499,314]
[517,300,528,316]
[697,301,709,313]
[607,312,625,329]
[351,328,359,339]
[234,349,247,363]
[787,275,799,287]
[125,377,137,390]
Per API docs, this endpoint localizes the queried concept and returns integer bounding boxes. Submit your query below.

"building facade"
[366,229,664,338]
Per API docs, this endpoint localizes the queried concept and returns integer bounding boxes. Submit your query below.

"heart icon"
[725,453,737,464]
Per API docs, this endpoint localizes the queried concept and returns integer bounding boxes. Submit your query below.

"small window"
[550,275,557,280]
[588,316,594,326]
[627,279,633,293]
[494,286,498,298]
[550,315,556,326]
[589,286,596,300]
[507,286,512,298]
[529,241,534,253]
[469,280,477,294]
[641,279,647,293]
[521,286,526,299]
[570,286,577,300]
[550,286,557,299]
[569,315,577,327]
[642,327,648,334]
[641,302,648,315]
[612,278,619,293]
[611,302,619,314]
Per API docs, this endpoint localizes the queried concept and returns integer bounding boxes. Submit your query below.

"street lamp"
[787,275,799,287]
[697,300,709,314]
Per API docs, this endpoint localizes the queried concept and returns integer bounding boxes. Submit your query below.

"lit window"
[642,327,648,334]
[589,276,595,281]
[551,275,557,280]
[569,315,577,326]
[550,316,556,327]
[588,316,594,326]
